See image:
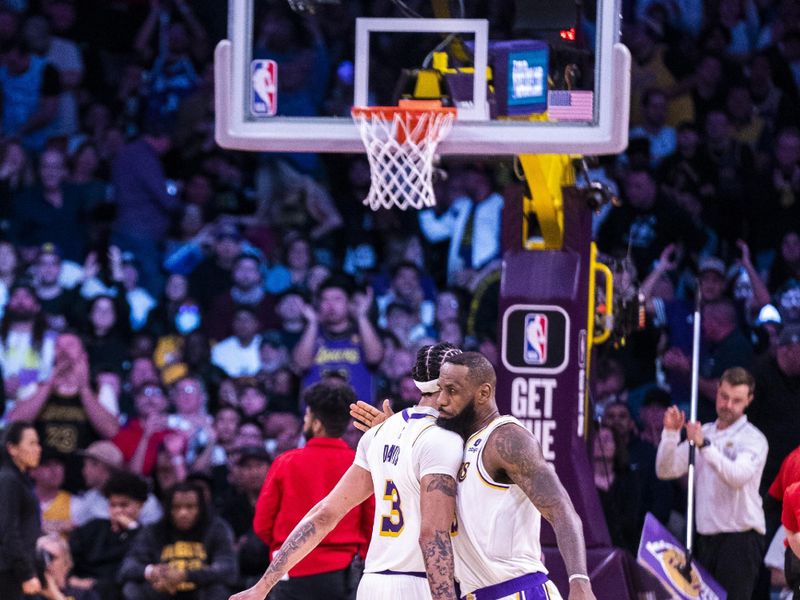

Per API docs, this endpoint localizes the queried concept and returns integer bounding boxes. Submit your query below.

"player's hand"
[568,578,597,600]
[350,399,393,432]
[685,421,704,446]
[229,581,270,600]
[663,406,685,432]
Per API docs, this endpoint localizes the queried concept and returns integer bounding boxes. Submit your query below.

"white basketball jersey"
[354,406,463,575]
[453,416,547,595]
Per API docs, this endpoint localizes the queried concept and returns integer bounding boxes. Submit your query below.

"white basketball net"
[352,108,455,211]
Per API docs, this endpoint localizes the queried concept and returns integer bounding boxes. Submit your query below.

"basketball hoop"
[351,101,456,211]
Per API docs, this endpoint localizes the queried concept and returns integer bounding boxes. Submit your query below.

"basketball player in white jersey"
[437,351,596,600]
[229,343,465,600]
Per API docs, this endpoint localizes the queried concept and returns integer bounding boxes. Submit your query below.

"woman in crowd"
[0,421,43,600]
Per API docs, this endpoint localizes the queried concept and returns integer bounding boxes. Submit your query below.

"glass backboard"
[215,0,630,156]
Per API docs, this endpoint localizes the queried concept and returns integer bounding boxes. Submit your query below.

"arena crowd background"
[0,0,799,598]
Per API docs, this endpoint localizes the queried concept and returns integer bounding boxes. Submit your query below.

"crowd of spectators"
[0,0,798,598]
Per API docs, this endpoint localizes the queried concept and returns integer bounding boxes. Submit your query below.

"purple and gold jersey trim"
[461,571,550,600]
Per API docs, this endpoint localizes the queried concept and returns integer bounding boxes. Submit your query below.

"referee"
[656,367,767,600]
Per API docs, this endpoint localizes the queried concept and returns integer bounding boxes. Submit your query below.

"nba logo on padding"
[251,60,277,117]
[524,313,548,365]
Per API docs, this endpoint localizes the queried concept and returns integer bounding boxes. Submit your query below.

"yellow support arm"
[517,154,575,250]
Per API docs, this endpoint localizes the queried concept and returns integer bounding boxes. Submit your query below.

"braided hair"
[411,342,462,385]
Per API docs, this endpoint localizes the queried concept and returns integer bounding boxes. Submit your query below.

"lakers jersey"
[453,416,547,595]
[354,406,463,575]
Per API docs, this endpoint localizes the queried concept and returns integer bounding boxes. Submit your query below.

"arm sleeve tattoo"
[419,474,458,600]
[488,424,588,578]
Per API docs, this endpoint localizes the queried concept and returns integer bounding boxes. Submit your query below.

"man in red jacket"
[253,379,373,600]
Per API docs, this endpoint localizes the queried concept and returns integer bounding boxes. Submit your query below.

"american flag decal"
[547,90,594,121]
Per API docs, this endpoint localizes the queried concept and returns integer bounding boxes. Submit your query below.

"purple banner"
[637,513,727,600]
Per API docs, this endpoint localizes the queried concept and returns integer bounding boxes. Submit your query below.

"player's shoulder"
[418,423,462,445]
[483,417,538,458]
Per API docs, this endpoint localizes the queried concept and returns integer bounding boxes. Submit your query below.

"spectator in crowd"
[34,532,99,600]
[120,253,157,332]
[8,333,118,491]
[114,382,172,477]
[186,223,242,310]
[12,146,99,263]
[591,425,643,553]
[31,452,74,537]
[72,440,161,528]
[750,324,800,497]
[602,400,673,526]
[273,291,307,351]
[111,126,181,297]
[597,168,705,276]
[0,37,60,152]
[219,446,271,589]
[656,367,767,599]
[133,0,208,126]
[210,307,262,378]
[418,166,504,286]
[82,293,131,376]
[0,141,35,220]
[207,254,277,342]
[0,281,54,405]
[119,481,237,600]
[69,471,150,600]
[629,88,677,167]
[33,244,77,332]
[21,14,83,138]
[253,380,373,599]
[663,297,754,421]
[167,376,214,469]
[0,421,42,600]
[293,275,383,405]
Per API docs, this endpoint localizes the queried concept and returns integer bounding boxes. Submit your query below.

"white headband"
[414,379,440,394]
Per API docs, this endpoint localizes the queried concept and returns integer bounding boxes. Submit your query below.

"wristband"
[568,574,590,584]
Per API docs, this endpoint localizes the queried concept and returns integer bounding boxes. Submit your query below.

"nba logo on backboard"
[251,60,277,117]
[524,313,548,365]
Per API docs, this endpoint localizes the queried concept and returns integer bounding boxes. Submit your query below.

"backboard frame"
[215,0,631,156]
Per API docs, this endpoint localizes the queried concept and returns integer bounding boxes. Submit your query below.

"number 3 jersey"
[453,416,547,596]
[354,406,463,574]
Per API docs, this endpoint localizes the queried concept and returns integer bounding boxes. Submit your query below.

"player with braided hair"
[351,342,462,431]
[231,343,465,600]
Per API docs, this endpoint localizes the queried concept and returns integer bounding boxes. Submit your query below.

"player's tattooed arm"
[230,465,373,600]
[419,474,459,600]
[483,425,593,595]
[260,520,318,587]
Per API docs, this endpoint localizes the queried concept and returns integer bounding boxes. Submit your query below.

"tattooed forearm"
[420,530,457,600]
[260,520,319,587]
[488,424,588,578]
[426,474,457,497]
